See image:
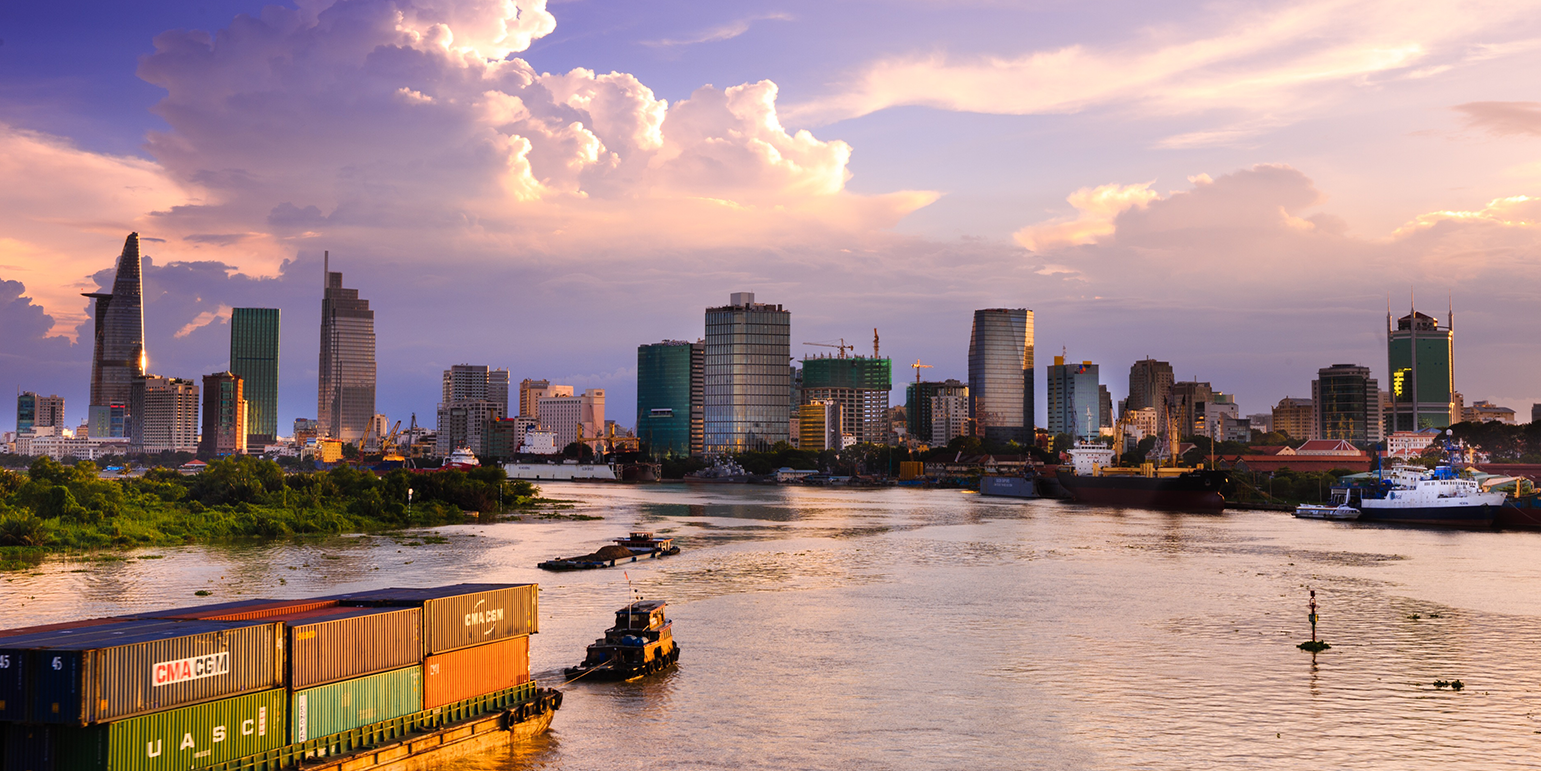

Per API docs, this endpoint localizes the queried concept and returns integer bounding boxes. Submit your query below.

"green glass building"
[637,341,705,458]
[1387,310,1453,432]
[230,307,281,444]
[802,356,891,445]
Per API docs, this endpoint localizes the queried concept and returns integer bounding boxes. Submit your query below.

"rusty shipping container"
[54,687,286,771]
[422,636,530,710]
[1,619,283,725]
[274,606,421,689]
[332,583,538,655]
[129,597,338,621]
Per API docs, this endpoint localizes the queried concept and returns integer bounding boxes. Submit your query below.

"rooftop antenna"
[324,250,328,286]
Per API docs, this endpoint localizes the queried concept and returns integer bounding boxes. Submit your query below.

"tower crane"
[911,359,932,384]
[803,339,851,358]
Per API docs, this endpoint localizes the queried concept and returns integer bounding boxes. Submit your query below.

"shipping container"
[422,636,529,710]
[290,665,422,742]
[0,621,147,722]
[4,723,58,771]
[274,606,420,689]
[331,584,538,654]
[54,688,286,771]
[0,619,283,725]
[128,597,337,622]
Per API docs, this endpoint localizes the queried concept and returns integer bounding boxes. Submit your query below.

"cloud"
[642,13,794,48]
[789,0,1541,126]
[174,304,233,338]
[1455,101,1541,137]
[1015,182,1159,252]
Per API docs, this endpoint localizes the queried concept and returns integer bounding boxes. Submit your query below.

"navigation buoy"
[1297,588,1331,652]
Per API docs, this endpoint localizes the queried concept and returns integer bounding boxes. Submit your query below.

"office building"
[1167,381,1213,439]
[967,308,1034,444]
[84,233,147,438]
[1387,307,1455,432]
[443,365,510,413]
[1126,358,1174,431]
[229,307,281,445]
[798,401,842,452]
[200,372,247,456]
[518,379,567,422]
[486,416,539,460]
[88,404,128,441]
[1272,397,1316,440]
[540,389,605,450]
[704,292,791,453]
[1197,393,1238,440]
[1045,357,1104,440]
[930,385,970,446]
[318,255,376,442]
[293,418,320,444]
[435,364,511,456]
[1124,407,1160,442]
[637,341,706,458]
[1464,400,1517,424]
[16,393,65,434]
[1311,364,1380,444]
[801,356,891,446]
[906,381,944,443]
[129,375,199,454]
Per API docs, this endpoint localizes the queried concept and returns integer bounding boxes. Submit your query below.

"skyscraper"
[801,356,892,446]
[200,372,247,456]
[84,233,147,436]
[1126,358,1174,430]
[967,308,1034,444]
[130,376,199,454]
[1387,307,1455,432]
[636,341,705,458]
[318,254,376,442]
[1046,357,1103,439]
[704,292,791,453]
[1312,364,1379,444]
[435,364,510,456]
[230,308,281,445]
[16,393,65,434]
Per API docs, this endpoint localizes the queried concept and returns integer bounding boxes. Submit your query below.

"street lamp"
[407,488,413,520]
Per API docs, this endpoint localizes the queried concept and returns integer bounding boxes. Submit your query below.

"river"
[5,484,1541,769]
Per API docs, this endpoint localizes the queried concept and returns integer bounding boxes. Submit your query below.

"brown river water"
[4,484,1541,769]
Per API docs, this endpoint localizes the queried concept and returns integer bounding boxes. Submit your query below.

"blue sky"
[4,0,1541,436]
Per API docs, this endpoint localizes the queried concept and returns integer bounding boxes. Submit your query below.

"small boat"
[442,447,481,470]
[564,600,680,681]
[537,532,681,571]
[1294,504,1361,520]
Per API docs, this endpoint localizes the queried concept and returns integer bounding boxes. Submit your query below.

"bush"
[0,513,52,546]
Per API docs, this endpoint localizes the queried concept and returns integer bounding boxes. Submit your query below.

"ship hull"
[980,476,1039,499]
[1495,497,1541,529]
[1358,503,1496,527]
[1056,469,1227,512]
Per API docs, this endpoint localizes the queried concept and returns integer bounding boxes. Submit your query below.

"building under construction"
[801,356,892,446]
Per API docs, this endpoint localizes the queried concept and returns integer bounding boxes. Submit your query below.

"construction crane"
[803,339,851,358]
[380,420,404,462]
[911,359,933,384]
[873,328,880,359]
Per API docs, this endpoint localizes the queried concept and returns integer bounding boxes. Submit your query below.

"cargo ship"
[979,474,1039,499]
[1055,441,1228,513]
[1320,462,1503,527]
[0,583,560,771]
[565,600,679,681]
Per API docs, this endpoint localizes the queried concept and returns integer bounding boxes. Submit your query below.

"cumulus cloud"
[1455,101,1541,137]
[174,304,234,338]
[789,0,1541,128]
[1015,182,1159,252]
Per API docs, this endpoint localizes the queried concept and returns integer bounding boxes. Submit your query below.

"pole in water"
[1298,588,1330,652]
[1309,589,1318,643]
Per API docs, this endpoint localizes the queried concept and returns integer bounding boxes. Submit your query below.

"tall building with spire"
[83,233,147,437]
[318,253,376,442]
[1387,303,1455,432]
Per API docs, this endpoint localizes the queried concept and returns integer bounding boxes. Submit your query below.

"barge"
[538,532,680,571]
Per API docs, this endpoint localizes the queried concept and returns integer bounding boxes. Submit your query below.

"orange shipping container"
[422,636,529,709]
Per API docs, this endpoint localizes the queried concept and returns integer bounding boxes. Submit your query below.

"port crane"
[803,339,852,358]
[911,359,932,383]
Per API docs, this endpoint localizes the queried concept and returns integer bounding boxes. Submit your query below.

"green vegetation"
[1447,421,1541,463]
[1297,640,1331,652]
[660,436,1055,479]
[0,456,546,566]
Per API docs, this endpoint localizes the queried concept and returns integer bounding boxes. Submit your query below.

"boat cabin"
[615,532,674,553]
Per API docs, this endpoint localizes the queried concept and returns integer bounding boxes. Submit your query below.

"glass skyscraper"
[968,308,1034,444]
[1387,309,1453,432]
[704,292,790,454]
[637,340,705,458]
[318,255,376,442]
[230,307,281,444]
[1313,364,1378,443]
[1046,357,1102,439]
[84,233,146,436]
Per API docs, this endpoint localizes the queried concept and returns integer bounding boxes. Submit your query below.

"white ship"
[443,447,481,470]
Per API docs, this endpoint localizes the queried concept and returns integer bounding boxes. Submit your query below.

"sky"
[4,0,1541,436]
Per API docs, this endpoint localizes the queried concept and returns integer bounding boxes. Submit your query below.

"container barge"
[0,583,559,771]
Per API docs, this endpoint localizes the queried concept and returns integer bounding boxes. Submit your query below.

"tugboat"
[565,600,680,680]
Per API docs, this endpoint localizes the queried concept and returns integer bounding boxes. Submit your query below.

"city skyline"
[4,1,1541,435]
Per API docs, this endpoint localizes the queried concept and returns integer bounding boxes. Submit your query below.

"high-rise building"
[1045,357,1103,439]
[798,401,842,451]
[1272,397,1316,440]
[443,365,510,412]
[1312,364,1380,444]
[801,356,891,446]
[1126,358,1174,430]
[1387,308,1455,432]
[1167,381,1213,439]
[318,255,376,443]
[16,393,65,434]
[200,372,247,456]
[967,308,1034,444]
[704,292,791,453]
[130,376,199,454]
[539,389,606,449]
[229,308,281,445]
[84,233,147,436]
[435,364,510,456]
[637,341,706,458]
[908,379,967,447]
[930,384,970,446]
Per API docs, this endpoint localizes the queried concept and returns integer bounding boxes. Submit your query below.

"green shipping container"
[56,688,285,771]
[291,666,422,743]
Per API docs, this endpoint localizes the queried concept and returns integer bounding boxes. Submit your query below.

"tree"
[562,442,595,461]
